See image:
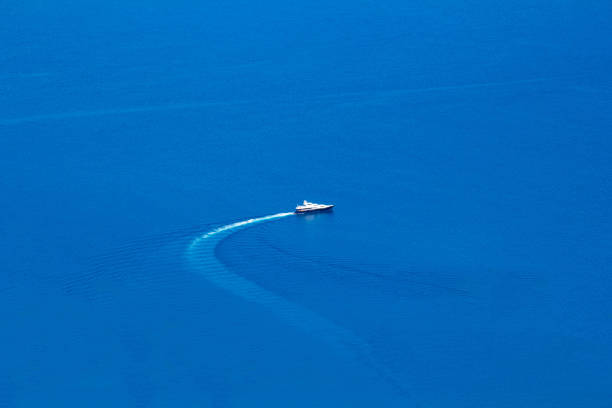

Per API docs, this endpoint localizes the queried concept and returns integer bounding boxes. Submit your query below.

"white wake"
[186,212,404,393]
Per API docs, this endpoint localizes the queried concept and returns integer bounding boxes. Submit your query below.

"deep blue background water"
[2,0,612,406]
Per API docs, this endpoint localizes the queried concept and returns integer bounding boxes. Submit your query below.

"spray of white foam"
[186,212,404,394]
[190,212,294,244]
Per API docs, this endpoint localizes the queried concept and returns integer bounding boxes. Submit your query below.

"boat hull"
[295,205,334,214]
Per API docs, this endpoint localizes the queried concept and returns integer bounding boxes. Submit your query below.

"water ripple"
[186,212,408,395]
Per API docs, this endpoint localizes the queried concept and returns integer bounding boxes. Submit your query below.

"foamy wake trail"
[186,212,404,393]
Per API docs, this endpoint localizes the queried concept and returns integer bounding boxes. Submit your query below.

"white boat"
[295,200,335,214]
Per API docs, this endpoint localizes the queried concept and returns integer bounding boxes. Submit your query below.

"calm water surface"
[1,0,611,406]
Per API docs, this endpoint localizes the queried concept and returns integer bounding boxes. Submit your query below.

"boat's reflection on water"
[298,210,335,222]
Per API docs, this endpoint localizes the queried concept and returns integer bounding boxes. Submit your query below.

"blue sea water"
[2,0,612,406]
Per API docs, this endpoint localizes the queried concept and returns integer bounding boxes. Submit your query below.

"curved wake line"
[186,212,406,395]
[188,212,294,246]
